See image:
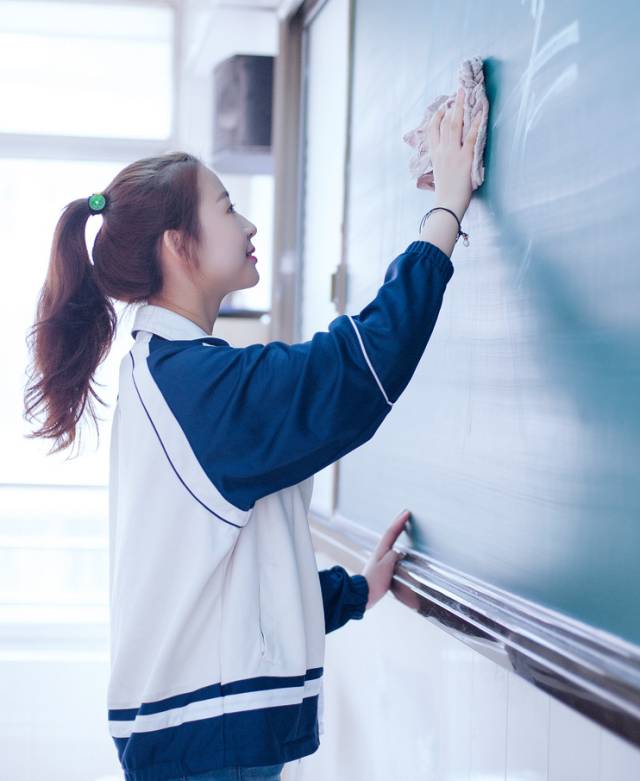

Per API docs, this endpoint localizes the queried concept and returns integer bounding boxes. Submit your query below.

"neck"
[147,294,221,335]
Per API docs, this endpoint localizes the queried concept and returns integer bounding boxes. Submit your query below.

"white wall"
[178,0,279,333]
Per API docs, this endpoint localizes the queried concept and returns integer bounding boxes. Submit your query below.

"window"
[0,5,176,775]
[0,0,174,485]
[0,0,173,138]
[2,156,135,485]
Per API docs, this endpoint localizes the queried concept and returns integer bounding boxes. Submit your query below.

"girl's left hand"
[361,509,411,610]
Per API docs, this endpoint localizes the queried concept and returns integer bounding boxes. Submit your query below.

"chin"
[236,270,260,291]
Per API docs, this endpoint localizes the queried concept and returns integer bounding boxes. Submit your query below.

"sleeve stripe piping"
[347,315,394,408]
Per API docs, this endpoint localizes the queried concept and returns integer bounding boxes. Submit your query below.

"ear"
[162,228,198,271]
[162,229,180,258]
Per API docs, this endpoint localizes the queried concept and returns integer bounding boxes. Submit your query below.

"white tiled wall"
[285,551,640,781]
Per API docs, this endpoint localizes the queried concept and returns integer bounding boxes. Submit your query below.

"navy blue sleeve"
[147,240,454,511]
[318,566,369,633]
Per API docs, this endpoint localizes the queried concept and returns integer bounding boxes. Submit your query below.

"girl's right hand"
[428,86,484,220]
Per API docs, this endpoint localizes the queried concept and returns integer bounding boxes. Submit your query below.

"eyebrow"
[216,189,230,202]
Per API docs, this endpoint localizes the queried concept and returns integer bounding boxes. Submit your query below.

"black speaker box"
[212,54,274,175]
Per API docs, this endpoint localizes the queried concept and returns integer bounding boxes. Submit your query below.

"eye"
[227,202,237,213]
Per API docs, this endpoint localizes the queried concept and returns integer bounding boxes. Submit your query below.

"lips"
[246,246,255,255]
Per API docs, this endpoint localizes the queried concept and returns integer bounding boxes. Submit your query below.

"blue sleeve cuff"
[404,240,454,283]
[318,566,370,633]
[345,573,369,620]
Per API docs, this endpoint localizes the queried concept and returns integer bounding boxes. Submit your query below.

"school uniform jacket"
[106,239,454,781]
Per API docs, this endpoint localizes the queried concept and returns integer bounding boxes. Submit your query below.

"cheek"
[198,225,232,272]
[197,221,249,280]
[199,246,245,282]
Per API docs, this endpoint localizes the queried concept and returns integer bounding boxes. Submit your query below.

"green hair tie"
[88,192,107,214]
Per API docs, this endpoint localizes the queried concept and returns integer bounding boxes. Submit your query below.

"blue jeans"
[168,763,285,781]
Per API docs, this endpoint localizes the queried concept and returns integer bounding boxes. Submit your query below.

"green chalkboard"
[337,0,640,646]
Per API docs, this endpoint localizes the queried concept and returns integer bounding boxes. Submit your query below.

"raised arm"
[146,240,454,511]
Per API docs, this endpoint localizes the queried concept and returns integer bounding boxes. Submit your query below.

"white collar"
[131,303,224,342]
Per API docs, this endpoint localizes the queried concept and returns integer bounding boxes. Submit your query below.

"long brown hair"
[24,150,205,457]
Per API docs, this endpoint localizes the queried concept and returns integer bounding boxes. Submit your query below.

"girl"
[24,87,482,781]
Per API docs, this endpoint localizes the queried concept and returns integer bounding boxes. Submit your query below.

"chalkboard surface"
[337,0,640,646]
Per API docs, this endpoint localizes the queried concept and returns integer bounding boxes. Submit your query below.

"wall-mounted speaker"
[212,54,274,175]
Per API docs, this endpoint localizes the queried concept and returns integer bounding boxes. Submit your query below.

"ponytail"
[23,150,204,455]
[24,197,117,456]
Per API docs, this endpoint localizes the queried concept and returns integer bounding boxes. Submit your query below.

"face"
[189,165,259,295]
